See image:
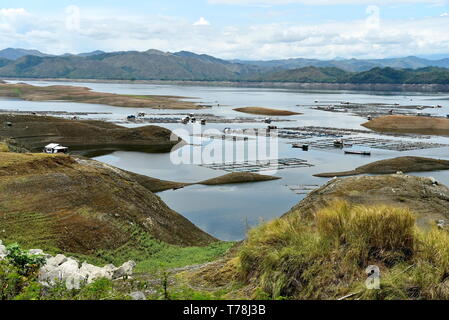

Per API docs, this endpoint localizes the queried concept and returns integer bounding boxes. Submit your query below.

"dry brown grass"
[233,200,449,300]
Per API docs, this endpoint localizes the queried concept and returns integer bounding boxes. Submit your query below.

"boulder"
[112,261,136,279]
[46,254,68,267]
[28,249,44,255]
[0,240,6,260]
[79,262,116,283]
[129,291,146,300]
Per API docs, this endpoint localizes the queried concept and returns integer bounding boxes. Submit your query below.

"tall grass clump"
[238,201,424,300]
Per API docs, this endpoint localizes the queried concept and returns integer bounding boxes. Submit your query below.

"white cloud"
[0,7,449,60]
[65,5,81,32]
[193,17,210,26]
[441,12,449,16]
[0,8,27,17]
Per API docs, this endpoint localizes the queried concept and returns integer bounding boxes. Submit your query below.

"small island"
[314,156,449,177]
[0,82,204,109]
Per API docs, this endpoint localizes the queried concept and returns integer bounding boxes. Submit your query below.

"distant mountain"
[0,47,448,84]
[77,50,106,57]
[256,66,449,84]
[0,48,50,60]
[236,56,449,72]
[0,49,264,80]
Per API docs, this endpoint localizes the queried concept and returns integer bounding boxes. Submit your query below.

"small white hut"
[43,143,69,154]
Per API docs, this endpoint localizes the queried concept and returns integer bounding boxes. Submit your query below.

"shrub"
[6,243,46,276]
[238,201,423,299]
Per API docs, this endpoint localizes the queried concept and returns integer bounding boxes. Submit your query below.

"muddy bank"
[9,78,449,93]
[363,115,449,135]
[234,107,301,116]
[0,114,180,155]
[0,152,216,255]
[0,83,203,109]
[314,156,449,177]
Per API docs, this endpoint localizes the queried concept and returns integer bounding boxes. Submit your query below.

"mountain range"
[0,47,449,84]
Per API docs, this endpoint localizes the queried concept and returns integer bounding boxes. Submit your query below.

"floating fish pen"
[234,126,428,140]
[192,133,252,141]
[311,102,437,118]
[199,158,314,173]
[291,137,448,152]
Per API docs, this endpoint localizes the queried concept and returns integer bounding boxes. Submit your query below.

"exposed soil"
[0,114,180,154]
[0,153,216,255]
[233,107,301,116]
[0,83,203,109]
[363,115,449,135]
[314,156,449,177]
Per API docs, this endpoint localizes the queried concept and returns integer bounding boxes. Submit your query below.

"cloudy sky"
[0,0,448,60]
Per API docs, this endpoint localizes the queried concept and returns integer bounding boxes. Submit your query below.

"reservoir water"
[2,80,449,240]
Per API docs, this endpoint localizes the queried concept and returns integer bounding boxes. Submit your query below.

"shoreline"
[3,77,449,93]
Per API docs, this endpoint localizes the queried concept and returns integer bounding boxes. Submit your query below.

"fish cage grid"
[199,158,314,173]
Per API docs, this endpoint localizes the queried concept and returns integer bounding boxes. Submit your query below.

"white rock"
[112,261,136,279]
[129,291,146,300]
[0,244,6,260]
[46,254,68,267]
[29,249,44,255]
[79,262,115,283]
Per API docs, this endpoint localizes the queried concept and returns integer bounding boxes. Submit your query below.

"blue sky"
[1,0,448,59]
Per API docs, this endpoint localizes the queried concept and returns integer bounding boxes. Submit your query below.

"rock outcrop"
[0,243,136,289]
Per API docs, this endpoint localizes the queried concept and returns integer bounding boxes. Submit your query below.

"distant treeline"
[254,66,449,85]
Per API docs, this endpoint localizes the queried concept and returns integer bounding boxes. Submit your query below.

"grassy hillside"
[180,174,449,299]
[0,152,217,261]
[184,200,449,300]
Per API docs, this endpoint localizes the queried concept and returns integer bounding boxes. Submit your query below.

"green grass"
[0,212,60,254]
[134,241,234,273]
[237,200,449,300]
[62,228,234,274]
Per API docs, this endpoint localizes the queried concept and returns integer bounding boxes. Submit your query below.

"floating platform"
[344,150,371,156]
[293,137,448,152]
